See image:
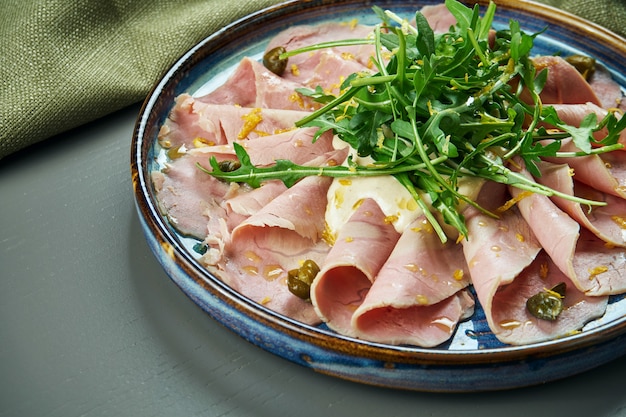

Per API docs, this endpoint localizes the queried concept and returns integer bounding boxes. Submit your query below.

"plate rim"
[131,0,626,380]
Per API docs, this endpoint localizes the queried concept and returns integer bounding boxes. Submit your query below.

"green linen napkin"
[1,0,624,160]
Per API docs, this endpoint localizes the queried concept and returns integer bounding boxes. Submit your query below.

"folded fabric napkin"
[1,0,624,159]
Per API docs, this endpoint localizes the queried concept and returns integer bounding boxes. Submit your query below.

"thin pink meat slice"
[511,164,626,295]
[490,251,608,345]
[217,227,329,325]
[188,127,337,168]
[230,176,332,242]
[460,182,542,342]
[151,149,236,239]
[223,180,287,230]
[214,175,335,324]
[158,94,311,148]
[588,64,626,111]
[242,128,338,166]
[510,166,580,278]
[351,217,474,347]
[542,139,626,199]
[279,50,372,95]
[535,160,626,247]
[531,56,601,106]
[196,57,317,111]
[310,199,401,337]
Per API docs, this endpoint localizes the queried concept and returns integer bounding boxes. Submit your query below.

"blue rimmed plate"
[131,0,626,392]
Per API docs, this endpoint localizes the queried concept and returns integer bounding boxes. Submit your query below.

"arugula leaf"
[414,11,435,56]
[198,1,625,241]
[445,0,472,31]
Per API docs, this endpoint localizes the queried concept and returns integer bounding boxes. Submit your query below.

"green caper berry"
[217,160,241,172]
[565,55,596,80]
[298,259,320,285]
[287,268,311,299]
[286,260,320,299]
[263,46,288,76]
[526,283,566,321]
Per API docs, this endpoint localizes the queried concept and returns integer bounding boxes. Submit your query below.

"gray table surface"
[2,103,626,417]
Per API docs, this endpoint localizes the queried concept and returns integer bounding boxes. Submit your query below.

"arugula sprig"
[198,0,624,242]
[197,141,448,188]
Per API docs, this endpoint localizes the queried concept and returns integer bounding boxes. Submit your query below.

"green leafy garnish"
[198,0,624,242]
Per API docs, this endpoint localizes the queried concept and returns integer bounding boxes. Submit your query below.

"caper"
[217,159,241,172]
[263,46,288,76]
[299,259,320,284]
[526,282,566,321]
[565,54,596,80]
[287,260,320,300]
[287,271,311,300]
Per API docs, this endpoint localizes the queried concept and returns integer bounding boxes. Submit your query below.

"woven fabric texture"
[1,0,624,159]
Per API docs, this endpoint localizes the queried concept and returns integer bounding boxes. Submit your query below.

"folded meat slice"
[511,164,626,296]
[196,57,317,111]
[461,181,607,344]
[224,180,287,228]
[588,63,626,111]
[509,168,579,277]
[535,160,626,247]
[188,127,337,168]
[351,217,474,347]
[213,175,335,324]
[151,148,236,239]
[489,251,608,345]
[460,182,540,342]
[230,175,332,243]
[310,198,401,336]
[531,56,601,106]
[158,94,311,148]
[542,139,626,199]
[278,49,372,96]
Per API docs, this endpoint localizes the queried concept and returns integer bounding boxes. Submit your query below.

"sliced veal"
[196,57,318,111]
[214,175,335,324]
[351,216,474,347]
[158,94,311,148]
[511,164,626,296]
[310,198,401,336]
[535,160,626,247]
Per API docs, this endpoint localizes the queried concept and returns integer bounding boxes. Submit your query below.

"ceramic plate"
[131,0,626,392]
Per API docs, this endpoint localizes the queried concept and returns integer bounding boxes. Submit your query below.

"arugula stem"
[554,143,624,157]
[196,153,449,184]
[477,154,607,206]
[466,28,489,67]
[279,39,375,59]
[395,172,449,242]
[295,85,362,127]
